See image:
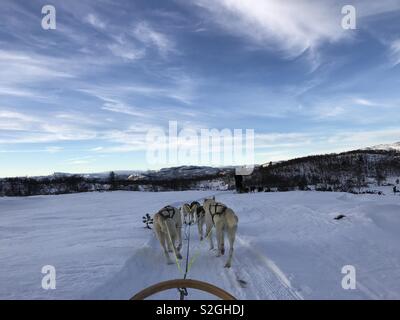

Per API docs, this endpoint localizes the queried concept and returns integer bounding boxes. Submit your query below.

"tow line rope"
[179,220,216,300]
[165,201,215,300]
[179,219,192,300]
[184,220,191,279]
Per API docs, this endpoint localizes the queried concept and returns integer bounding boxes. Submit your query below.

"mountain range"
[1,142,399,196]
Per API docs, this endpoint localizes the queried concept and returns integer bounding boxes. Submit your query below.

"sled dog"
[203,197,238,268]
[181,203,195,225]
[189,201,206,241]
[153,205,183,264]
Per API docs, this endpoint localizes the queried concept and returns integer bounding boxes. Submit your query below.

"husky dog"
[203,197,238,268]
[181,203,195,225]
[153,205,183,264]
[189,201,206,241]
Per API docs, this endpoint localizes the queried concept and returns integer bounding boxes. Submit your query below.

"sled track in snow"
[173,193,302,299]
[87,225,304,299]
[87,193,303,300]
[102,229,304,299]
[223,236,303,300]
[5,191,400,299]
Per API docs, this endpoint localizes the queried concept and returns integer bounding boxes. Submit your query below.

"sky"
[1,0,400,177]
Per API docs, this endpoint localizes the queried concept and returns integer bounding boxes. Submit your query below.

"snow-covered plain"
[1,190,400,300]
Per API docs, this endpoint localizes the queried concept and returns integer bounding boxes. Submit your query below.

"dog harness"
[188,201,205,219]
[190,201,200,211]
[209,202,227,225]
[158,205,176,219]
[196,206,206,219]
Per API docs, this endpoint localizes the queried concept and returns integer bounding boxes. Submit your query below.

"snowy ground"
[1,190,400,300]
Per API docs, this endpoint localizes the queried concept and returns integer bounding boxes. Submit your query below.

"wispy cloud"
[389,39,400,66]
[193,0,346,58]
[255,127,400,163]
[101,101,147,117]
[107,41,146,61]
[85,13,106,30]
[133,22,175,57]
[78,71,197,108]
[326,128,400,148]
[354,98,379,107]
[103,20,176,61]
[0,146,63,154]
[1,0,400,176]
[65,156,95,165]
[0,109,97,144]
[192,0,400,66]
[0,110,39,131]
[255,132,313,149]
[45,146,64,153]
[0,50,75,85]
[0,87,42,98]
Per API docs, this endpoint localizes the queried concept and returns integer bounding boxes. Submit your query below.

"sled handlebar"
[130,279,236,300]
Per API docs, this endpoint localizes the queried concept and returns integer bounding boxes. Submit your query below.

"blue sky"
[1,0,400,177]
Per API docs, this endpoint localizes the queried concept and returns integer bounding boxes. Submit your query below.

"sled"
[131,279,236,300]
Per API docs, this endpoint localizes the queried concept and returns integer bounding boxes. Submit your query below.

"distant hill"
[244,148,400,192]
[364,142,400,152]
[1,144,400,196]
[0,166,234,196]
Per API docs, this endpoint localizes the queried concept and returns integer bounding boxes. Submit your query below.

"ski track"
[2,191,400,299]
[229,236,303,300]
[85,193,303,300]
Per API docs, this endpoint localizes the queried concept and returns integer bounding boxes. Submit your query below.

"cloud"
[107,42,145,61]
[78,71,197,108]
[0,107,155,150]
[0,109,97,144]
[354,98,379,107]
[389,39,400,66]
[95,129,150,153]
[326,128,400,148]
[0,146,63,154]
[133,22,175,56]
[354,0,400,18]
[101,101,147,117]
[2,0,400,173]
[45,146,64,153]
[83,18,176,61]
[76,89,150,118]
[0,110,40,131]
[192,0,400,61]
[193,0,346,58]
[255,132,313,148]
[0,50,75,85]
[85,13,106,30]
[303,94,400,123]
[65,156,94,165]
[55,113,101,125]
[255,127,400,163]
[103,20,176,61]
[0,87,41,98]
